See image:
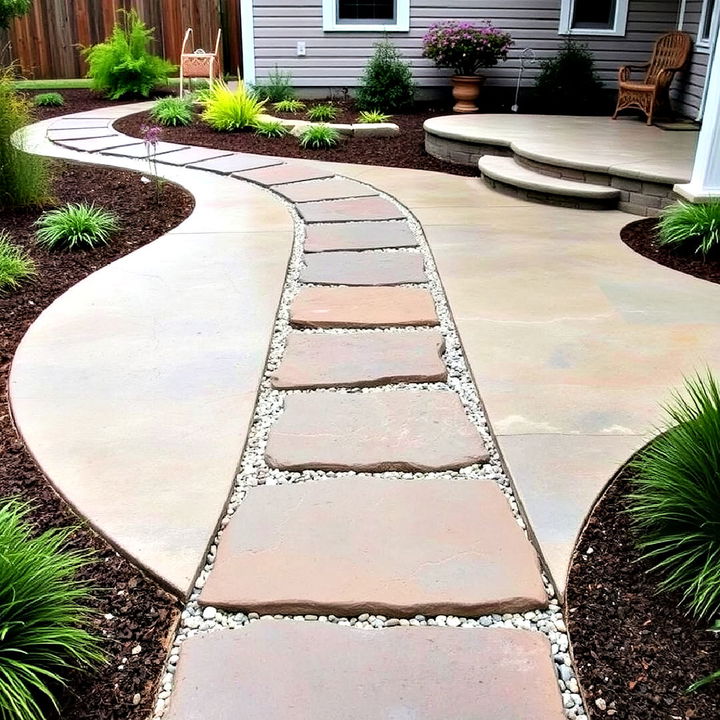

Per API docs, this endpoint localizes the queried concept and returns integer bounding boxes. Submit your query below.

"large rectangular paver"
[187,153,283,174]
[273,178,377,202]
[300,250,427,285]
[305,220,419,252]
[271,330,446,389]
[290,286,438,328]
[46,127,118,141]
[102,141,190,158]
[297,196,405,223]
[201,477,547,614]
[54,136,143,152]
[265,390,488,471]
[154,147,234,166]
[165,623,564,720]
[233,162,333,186]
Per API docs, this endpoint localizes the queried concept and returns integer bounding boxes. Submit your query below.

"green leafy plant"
[299,124,340,149]
[273,98,305,113]
[306,103,338,122]
[628,371,720,619]
[81,9,176,100]
[0,230,36,292]
[254,67,296,103]
[149,96,193,127]
[33,92,64,107]
[356,109,391,123]
[0,499,104,720]
[35,202,120,250]
[357,40,416,112]
[0,0,31,30]
[201,80,266,131]
[658,201,720,257]
[253,119,287,138]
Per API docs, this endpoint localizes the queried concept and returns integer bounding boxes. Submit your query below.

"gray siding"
[674,0,710,117]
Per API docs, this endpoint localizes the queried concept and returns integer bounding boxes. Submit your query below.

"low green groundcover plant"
[306,103,339,122]
[299,124,340,149]
[33,92,64,107]
[356,40,415,112]
[0,230,36,292]
[658,200,720,257]
[201,80,266,131]
[0,499,104,720]
[82,9,175,100]
[35,203,120,250]
[628,371,720,619]
[150,96,193,127]
[253,119,287,138]
[273,98,305,113]
[356,109,391,124]
[254,67,296,103]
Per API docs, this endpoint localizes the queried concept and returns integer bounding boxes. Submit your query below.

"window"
[698,0,719,47]
[559,0,629,36]
[322,0,409,31]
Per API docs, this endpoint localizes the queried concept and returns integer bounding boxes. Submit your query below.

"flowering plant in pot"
[422,21,513,112]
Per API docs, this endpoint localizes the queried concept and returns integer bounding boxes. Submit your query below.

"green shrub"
[273,98,305,113]
[201,80,266,131]
[254,67,296,103]
[0,499,104,720]
[253,119,287,138]
[306,103,338,122]
[628,372,720,619]
[150,96,193,127]
[356,40,415,112]
[0,230,36,292]
[35,202,120,250]
[658,201,720,257]
[0,0,31,30]
[82,9,176,100]
[534,39,603,114]
[0,67,49,210]
[33,92,64,107]
[356,109,391,124]
[299,124,340,149]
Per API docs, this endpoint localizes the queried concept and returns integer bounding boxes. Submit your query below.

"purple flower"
[140,123,162,147]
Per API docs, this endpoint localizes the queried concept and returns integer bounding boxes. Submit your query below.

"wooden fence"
[0,0,242,79]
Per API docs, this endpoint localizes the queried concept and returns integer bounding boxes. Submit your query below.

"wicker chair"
[613,31,692,125]
[179,28,222,98]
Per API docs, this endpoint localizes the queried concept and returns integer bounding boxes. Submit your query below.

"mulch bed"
[1,161,194,718]
[114,100,479,176]
[566,468,720,720]
[621,218,720,286]
[24,88,121,121]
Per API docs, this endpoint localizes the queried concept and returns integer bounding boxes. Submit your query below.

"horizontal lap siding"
[675,0,710,117]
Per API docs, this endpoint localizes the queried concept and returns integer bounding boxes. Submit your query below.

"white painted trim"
[677,0,687,30]
[558,0,629,37]
[697,0,720,48]
[240,0,256,85]
[322,0,410,32]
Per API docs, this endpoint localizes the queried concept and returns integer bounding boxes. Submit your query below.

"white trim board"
[559,0,629,37]
[240,0,256,84]
[322,0,410,32]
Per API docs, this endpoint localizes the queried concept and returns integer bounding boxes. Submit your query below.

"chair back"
[645,31,692,83]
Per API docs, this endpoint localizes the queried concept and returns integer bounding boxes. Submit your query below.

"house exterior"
[242,0,719,118]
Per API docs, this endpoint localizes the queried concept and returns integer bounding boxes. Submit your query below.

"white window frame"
[697,0,720,52]
[559,0,629,37]
[322,0,410,32]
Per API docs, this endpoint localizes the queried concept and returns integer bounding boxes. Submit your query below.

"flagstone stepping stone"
[300,250,427,286]
[305,221,418,252]
[46,127,117,140]
[102,141,190,159]
[233,162,334,186]
[272,178,377,202]
[54,136,142,152]
[296,196,405,223]
[265,390,488,471]
[187,152,283,174]
[290,287,438,328]
[201,477,547,614]
[271,330,446,389]
[154,147,234,166]
[164,622,564,720]
[49,118,112,128]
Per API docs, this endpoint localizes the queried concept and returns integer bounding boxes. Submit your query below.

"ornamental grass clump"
[356,40,415,112]
[254,67,296,103]
[33,92,64,107]
[273,98,305,113]
[0,230,36,293]
[0,499,104,720]
[253,119,287,138]
[149,96,193,126]
[35,202,120,250]
[357,109,392,123]
[201,80,266,131]
[299,124,340,149]
[306,103,339,122]
[658,200,720,258]
[628,371,720,619]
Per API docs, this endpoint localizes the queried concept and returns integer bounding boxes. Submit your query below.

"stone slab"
[46,127,118,141]
[187,152,283,174]
[305,221,418,252]
[53,136,143,153]
[233,162,334,186]
[165,622,565,720]
[300,250,427,285]
[154,147,234,166]
[49,118,112,128]
[102,141,190,159]
[271,330,447,389]
[272,178,377,202]
[201,477,547,614]
[290,286,438,328]
[265,390,489,471]
[297,196,405,223]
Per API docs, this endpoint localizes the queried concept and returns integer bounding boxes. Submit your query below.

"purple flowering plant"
[422,21,513,76]
[140,123,163,203]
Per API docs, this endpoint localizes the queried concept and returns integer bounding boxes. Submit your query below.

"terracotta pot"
[451,74,485,113]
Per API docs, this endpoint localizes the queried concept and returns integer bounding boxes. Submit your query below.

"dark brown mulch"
[114,100,479,176]
[621,217,720,286]
[1,162,194,718]
[566,468,720,720]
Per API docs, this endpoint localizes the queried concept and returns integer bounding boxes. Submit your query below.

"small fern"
[150,96,193,127]
[34,92,64,107]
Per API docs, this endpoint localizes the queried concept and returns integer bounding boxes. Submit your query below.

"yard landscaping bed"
[1,161,194,719]
[566,468,720,720]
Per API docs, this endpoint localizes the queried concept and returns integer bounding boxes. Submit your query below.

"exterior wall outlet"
[297,41,306,56]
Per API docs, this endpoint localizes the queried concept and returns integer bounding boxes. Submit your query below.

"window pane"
[701,0,716,40]
[337,0,395,21]
[571,0,617,29]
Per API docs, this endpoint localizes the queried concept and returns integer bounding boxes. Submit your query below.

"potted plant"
[422,21,513,113]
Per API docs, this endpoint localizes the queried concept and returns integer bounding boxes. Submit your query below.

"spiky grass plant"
[254,67,296,103]
[33,92,64,107]
[35,203,119,250]
[149,96,193,127]
[0,500,104,720]
[356,109,392,123]
[273,99,305,113]
[306,103,339,122]
[299,124,340,150]
[628,371,720,619]
[0,230,36,293]
[253,120,287,138]
[201,80,266,131]
[658,200,720,257]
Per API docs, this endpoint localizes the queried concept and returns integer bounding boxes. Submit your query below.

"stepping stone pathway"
[233,162,333,186]
[299,249,427,285]
[272,177,377,202]
[305,220,418,252]
[187,153,283,174]
[154,147,233,166]
[46,127,117,140]
[296,196,405,223]
[103,141,189,159]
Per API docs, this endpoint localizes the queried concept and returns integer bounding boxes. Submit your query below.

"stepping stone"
[290,286,438,328]
[49,118,112,128]
[201,477,547,614]
[271,330,446,389]
[164,622,564,720]
[54,136,142,153]
[187,152,283,174]
[297,196,405,223]
[155,147,234,166]
[272,178,377,202]
[233,162,333,186]
[102,141,189,159]
[305,220,418,252]
[46,127,117,140]
[300,250,427,285]
[265,390,488,471]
